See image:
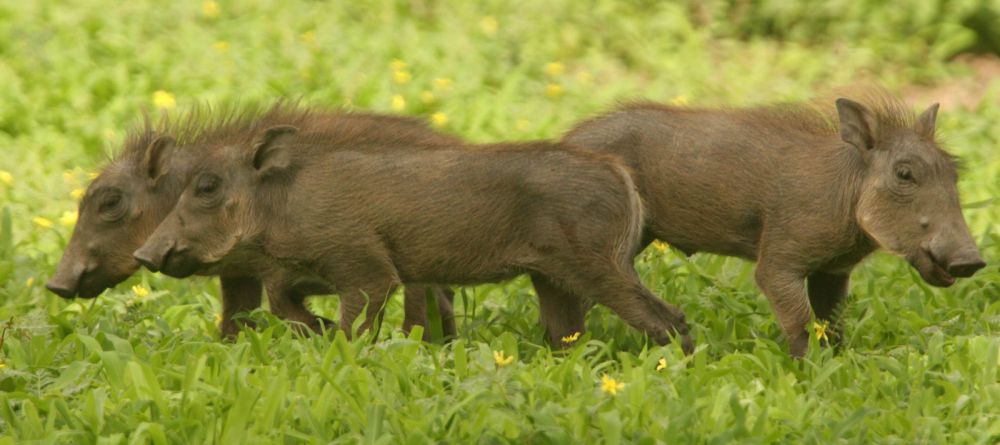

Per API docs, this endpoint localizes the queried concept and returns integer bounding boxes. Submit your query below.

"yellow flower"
[670,95,689,106]
[493,350,514,367]
[153,90,176,110]
[576,71,593,86]
[25,277,34,287]
[430,112,448,127]
[600,374,625,395]
[545,62,564,77]
[561,331,581,344]
[546,84,563,98]
[0,170,12,186]
[515,118,530,131]
[71,188,85,200]
[103,128,116,141]
[62,170,77,183]
[215,313,223,326]
[33,217,53,229]
[59,211,77,227]
[656,358,667,371]
[433,77,453,91]
[390,59,407,71]
[213,40,230,53]
[479,16,498,35]
[391,95,406,112]
[652,240,669,253]
[393,70,412,85]
[420,91,435,104]
[132,285,150,298]
[813,321,829,342]
[0,362,5,370]
[88,172,99,180]
[300,31,316,44]
[201,1,220,18]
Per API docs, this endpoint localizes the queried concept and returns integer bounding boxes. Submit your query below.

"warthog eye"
[97,190,126,221]
[895,166,914,182]
[195,174,221,197]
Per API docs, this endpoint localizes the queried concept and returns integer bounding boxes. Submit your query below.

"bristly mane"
[115,101,454,164]
[619,87,919,140]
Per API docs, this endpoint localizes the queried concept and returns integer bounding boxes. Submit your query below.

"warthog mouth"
[159,248,203,279]
[908,250,955,288]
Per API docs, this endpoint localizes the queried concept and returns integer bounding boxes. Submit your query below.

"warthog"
[133,116,693,351]
[47,105,457,339]
[563,91,985,356]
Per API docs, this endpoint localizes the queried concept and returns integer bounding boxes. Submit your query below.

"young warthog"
[563,92,985,357]
[132,125,693,351]
[46,105,457,339]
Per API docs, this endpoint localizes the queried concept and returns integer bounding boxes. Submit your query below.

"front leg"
[320,246,402,340]
[807,270,850,346]
[754,261,811,358]
[218,276,263,340]
[264,275,335,335]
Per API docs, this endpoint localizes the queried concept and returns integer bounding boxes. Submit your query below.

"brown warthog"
[132,123,693,351]
[563,91,985,357]
[46,105,457,339]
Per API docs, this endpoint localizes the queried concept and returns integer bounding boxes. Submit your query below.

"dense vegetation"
[0,1,997,443]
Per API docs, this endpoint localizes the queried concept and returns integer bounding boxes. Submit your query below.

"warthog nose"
[946,251,986,278]
[45,280,77,299]
[133,246,169,272]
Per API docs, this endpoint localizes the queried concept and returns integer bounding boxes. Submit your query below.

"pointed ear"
[142,135,175,182]
[251,125,298,176]
[914,103,939,141]
[836,98,878,151]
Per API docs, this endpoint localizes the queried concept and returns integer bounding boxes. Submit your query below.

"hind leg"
[319,248,401,340]
[540,260,692,353]
[264,275,335,335]
[530,273,588,348]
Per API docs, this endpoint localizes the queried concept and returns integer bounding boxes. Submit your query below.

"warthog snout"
[133,241,172,272]
[46,266,82,299]
[944,248,986,278]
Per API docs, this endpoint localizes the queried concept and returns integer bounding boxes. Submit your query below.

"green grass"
[1,0,999,443]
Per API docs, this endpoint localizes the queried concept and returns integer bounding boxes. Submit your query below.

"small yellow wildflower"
[430,112,448,127]
[393,70,412,85]
[670,95,689,106]
[300,31,316,44]
[88,172,99,180]
[33,217,53,229]
[0,170,13,186]
[71,188,85,200]
[561,331,581,344]
[420,91,435,104]
[0,362,5,370]
[600,374,625,395]
[201,1,220,18]
[59,211,77,227]
[493,350,514,367]
[433,77,453,91]
[215,313,223,325]
[652,240,669,253]
[576,71,593,86]
[153,90,176,110]
[813,321,829,342]
[25,277,34,287]
[213,40,230,53]
[390,59,407,71]
[545,62,565,77]
[132,285,150,298]
[391,95,406,112]
[515,119,530,131]
[62,170,77,183]
[546,84,563,98]
[479,16,498,35]
[103,128,116,141]
[656,358,667,371]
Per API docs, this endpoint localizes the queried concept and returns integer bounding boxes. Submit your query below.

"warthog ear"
[914,103,939,141]
[251,125,298,176]
[836,98,878,152]
[143,135,175,182]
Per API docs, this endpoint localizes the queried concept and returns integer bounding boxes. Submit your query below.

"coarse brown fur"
[48,103,460,339]
[563,89,984,357]
[135,119,693,350]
